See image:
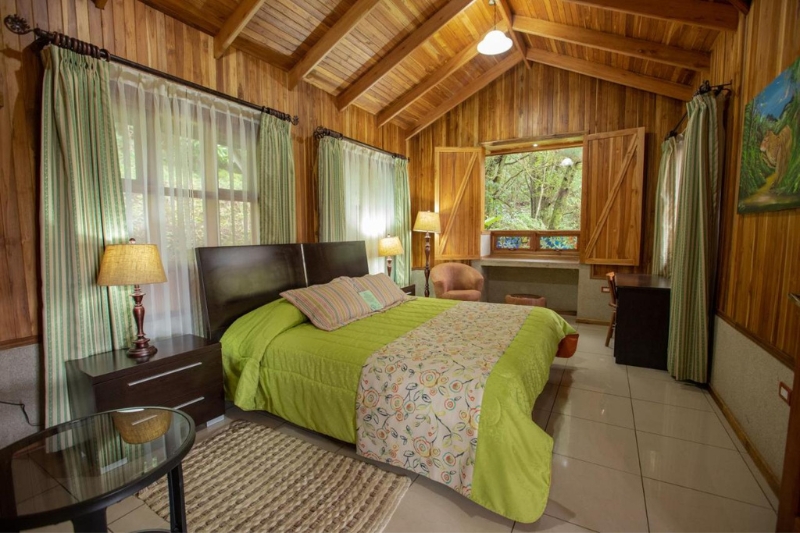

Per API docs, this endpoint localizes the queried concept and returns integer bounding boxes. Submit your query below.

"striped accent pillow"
[350,274,407,310]
[280,279,374,331]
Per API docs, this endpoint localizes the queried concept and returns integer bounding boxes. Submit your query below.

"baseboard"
[576,318,611,326]
[707,385,781,495]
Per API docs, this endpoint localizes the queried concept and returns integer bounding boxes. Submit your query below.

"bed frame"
[195,241,369,341]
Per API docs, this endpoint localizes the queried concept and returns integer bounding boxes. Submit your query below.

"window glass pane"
[485,147,583,231]
[496,236,531,250]
[539,235,578,250]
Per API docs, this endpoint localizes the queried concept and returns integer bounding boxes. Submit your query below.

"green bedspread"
[221,297,575,523]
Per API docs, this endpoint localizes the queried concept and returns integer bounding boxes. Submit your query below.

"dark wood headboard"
[195,241,369,341]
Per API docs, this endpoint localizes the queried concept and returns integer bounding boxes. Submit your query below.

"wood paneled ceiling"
[131,0,744,135]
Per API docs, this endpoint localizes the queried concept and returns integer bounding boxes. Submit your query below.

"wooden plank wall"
[710,0,800,367]
[407,63,686,273]
[0,0,406,348]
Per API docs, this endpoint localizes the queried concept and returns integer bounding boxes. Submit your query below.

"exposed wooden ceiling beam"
[214,0,268,59]
[93,0,109,8]
[726,0,750,15]
[513,16,710,71]
[337,0,475,111]
[495,0,530,70]
[288,0,382,90]
[407,51,523,138]
[526,48,693,101]
[377,23,511,127]
[561,0,739,32]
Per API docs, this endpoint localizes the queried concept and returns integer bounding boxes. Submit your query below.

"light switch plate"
[601,286,610,293]
[779,382,792,405]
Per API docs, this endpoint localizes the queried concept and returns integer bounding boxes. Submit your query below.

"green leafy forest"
[485,147,583,230]
[739,57,800,211]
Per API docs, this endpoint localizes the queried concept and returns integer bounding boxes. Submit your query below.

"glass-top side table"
[0,407,195,533]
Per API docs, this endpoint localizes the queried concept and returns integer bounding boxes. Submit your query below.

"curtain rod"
[664,80,732,141]
[4,14,299,125]
[313,127,408,161]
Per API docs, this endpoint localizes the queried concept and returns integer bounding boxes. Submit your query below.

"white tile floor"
[27,322,779,533]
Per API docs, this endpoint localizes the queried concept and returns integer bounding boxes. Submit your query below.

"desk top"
[616,273,671,289]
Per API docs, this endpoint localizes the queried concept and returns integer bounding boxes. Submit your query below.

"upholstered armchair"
[429,263,484,301]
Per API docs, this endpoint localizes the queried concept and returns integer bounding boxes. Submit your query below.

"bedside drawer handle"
[173,397,205,410]
[127,362,202,387]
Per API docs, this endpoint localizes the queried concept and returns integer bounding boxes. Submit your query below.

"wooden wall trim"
[0,336,40,351]
[707,384,781,494]
[716,312,794,370]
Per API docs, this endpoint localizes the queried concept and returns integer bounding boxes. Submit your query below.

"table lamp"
[97,238,167,359]
[378,235,404,279]
[413,211,441,297]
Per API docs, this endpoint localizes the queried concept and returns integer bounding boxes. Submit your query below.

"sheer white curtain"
[341,141,396,274]
[108,63,260,338]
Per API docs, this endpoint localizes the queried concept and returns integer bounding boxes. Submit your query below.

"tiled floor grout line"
[627,365,652,533]
[700,391,780,512]
[639,474,776,511]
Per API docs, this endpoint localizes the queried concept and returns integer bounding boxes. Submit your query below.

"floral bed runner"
[355,301,533,496]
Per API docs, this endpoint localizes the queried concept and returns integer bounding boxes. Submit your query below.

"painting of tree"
[484,147,582,230]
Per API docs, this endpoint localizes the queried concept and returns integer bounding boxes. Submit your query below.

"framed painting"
[738,57,800,213]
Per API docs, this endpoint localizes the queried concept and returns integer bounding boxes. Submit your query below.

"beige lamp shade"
[413,211,441,233]
[97,242,167,286]
[378,236,404,257]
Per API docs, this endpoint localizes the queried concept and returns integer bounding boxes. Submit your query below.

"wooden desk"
[614,274,671,370]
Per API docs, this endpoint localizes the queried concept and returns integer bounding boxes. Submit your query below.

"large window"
[485,146,582,256]
[485,146,583,231]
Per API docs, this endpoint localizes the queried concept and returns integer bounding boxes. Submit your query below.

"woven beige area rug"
[138,420,411,533]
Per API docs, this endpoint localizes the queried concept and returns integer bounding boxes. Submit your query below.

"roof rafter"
[526,47,694,101]
[561,0,739,32]
[377,22,510,127]
[495,0,530,70]
[336,0,475,111]
[214,0,268,59]
[725,0,750,15]
[288,0,382,90]
[513,16,710,71]
[407,51,523,138]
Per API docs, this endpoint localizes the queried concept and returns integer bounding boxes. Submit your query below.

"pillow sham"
[349,273,407,310]
[280,279,374,331]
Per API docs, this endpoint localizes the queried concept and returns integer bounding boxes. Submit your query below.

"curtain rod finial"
[5,14,32,35]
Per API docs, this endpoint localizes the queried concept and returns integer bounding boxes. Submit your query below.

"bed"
[196,241,578,523]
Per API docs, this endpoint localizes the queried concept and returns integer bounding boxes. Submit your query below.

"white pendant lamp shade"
[477,29,513,55]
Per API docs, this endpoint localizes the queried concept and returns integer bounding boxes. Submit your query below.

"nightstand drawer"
[94,348,222,409]
[166,385,225,427]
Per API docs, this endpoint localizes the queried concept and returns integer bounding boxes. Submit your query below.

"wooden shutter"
[580,127,645,265]
[435,147,485,261]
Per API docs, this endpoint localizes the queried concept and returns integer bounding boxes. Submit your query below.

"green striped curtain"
[258,113,296,244]
[667,94,723,383]
[652,135,684,278]
[318,136,346,241]
[40,46,132,427]
[392,158,412,285]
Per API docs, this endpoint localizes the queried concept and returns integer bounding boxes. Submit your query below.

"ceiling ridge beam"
[494,0,530,70]
[526,47,694,101]
[407,51,523,139]
[513,16,710,71]
[336,0,475,111]
[377,22,511,127]
[288,0,382,90]
[214,0,268,59]
[561,0,739,32]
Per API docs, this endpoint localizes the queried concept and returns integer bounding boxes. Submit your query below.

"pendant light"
[477,0,512,56]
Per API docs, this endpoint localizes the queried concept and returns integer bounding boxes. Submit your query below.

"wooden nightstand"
[66,335,224,427]
[401,284,416,296]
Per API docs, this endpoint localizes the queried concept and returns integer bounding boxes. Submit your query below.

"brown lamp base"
[128,342,157,359]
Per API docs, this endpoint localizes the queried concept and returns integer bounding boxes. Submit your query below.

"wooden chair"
[605,272,618,347]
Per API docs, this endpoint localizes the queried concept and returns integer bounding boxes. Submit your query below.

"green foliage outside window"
[485,147,583,231]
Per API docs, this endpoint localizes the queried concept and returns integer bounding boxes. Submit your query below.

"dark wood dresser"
[66,335,224,427]
[614,274,671,370]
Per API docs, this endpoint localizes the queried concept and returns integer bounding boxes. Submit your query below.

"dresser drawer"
[94,348,222,409]
[166,385,225,426]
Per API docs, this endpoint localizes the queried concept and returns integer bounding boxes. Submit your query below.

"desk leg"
[167,463,187,533]
[71,509,107,533]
